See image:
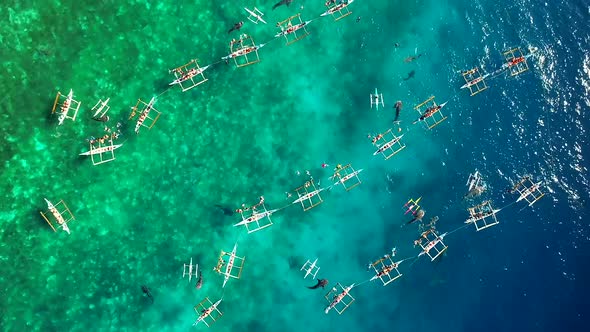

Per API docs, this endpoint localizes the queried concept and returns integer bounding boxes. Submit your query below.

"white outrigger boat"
[51,89,81,125]
[324,283,355,314]
[292,179,324,211]
[321,0,355,21]
[245,7,266,24]
[91,98,110,118]
[275,14,311,45]
[292,188,323,205]
[59,90,73,125]
[370,88,384,110]
[413,96,448,129]
[169,60,210,92]
[301,258,320,279]
[79,143,122,156]
[373,134,403,155]
[135,98,155,133]
[214,243,245,288]
[222,34,266,67]
[193,297,223,327]
[331,164,363,191]
[234,209,277,231]
[222,244,237,288]
[40,198,74,234]
[169,66,210,86]
[129,97,161,134]
[461,72,490,90]
[183,257,199,282]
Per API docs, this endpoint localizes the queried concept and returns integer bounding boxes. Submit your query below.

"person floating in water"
[228,22,243,34]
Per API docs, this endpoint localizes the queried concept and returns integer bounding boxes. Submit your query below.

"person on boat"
[371,133,383,144]
[413,106,439,124]
[228,22,244,34]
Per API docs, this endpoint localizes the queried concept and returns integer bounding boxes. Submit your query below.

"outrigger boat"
[40,198,74,234]
[370,88,384,110]
[301,258,320,279]
[80,137,122,166]
[183,257,199,282]
[222,34,267,67]
[292,179,324,211]
[416,229,448,261]
[193,297,223,327]
[501,46,538,76]
[413,96,448,129]
[214,243,245,288]
[511,175,545,206]
[324,283,355,314]
[373,134,403,156]
[465,200,500,231]
[59,90,73,125]
[403,197,422,215]
[51,89,81,125]
[331,164,363,191]
[321,0,355,21]
[91,98,110,118]
[460,68,489,96]
[234,207,278,233]
[169,59,210,92]
[245,7,266,24]
[129,97,161,134]
[275,14,311,45]
[369,255,402,286]
[79,143,122,156]
[371,129,406,160]
[466,171,482,192]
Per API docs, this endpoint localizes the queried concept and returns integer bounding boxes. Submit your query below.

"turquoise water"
[1,0,588,331]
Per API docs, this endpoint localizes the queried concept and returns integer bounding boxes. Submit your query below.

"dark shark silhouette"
[228,21,243,34]
[307,279,329,289]
[141,285,154,303]
[393,101,403,123]
[272,0,293,10]
[214,204,234,216]
[403,70,415,81]
[404,54,422,63]
[407,209,425,224]
[195,270,203,289]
